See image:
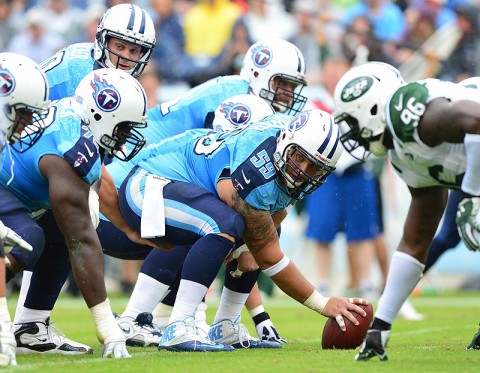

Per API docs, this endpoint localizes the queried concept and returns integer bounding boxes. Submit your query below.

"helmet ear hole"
[370,104,377,116]
[93,113,102,121]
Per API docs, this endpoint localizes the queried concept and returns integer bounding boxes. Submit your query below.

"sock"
[169,280,208,323]
[376,251,424,324]
[14,270,32,324]
[122,273,170,318]
[213,287,249,324]
[152,302,173,327]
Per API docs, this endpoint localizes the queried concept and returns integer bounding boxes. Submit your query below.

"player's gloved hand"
[0,321,17,366]
[255,317,288,344]
[102,338,131,358]
[456,197,480,251]
[0,220,32,253]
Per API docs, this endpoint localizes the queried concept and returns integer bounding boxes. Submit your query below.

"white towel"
[140,174,171,238]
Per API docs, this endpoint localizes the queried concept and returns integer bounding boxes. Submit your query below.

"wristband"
[248,305,265,318]
[90,298,123,344]
[262,255,290,277]
[303,290,330,314]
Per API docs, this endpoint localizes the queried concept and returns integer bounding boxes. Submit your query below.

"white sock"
[169,280,207,323]
[152,302,173,327]
[376,251,424,324]
[213,287,249,324]
[14,271,33,324]
[195,301,208,324]
[122,273,170,318]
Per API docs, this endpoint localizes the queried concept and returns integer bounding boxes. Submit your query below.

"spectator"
[6,7,64,63]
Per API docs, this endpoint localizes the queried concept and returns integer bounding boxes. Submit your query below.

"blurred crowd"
[1,0,478,296]
[1,0,480,93]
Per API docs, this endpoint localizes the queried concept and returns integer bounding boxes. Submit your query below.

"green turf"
[8,292,480,372]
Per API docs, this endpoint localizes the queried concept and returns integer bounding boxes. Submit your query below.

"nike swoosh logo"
[242,170,251,184]
[84,143,94,157]
[394,94,403,111]
[120,326,132,334]
[36,338,47,342]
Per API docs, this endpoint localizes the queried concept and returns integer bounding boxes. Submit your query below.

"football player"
[3,69,148,359]
[0,52,50,366]
[333,62,480,361]
[13,3,161,354]
[100,108,368,351]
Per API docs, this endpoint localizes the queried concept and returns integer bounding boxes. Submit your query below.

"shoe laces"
[45,321,67,345]
[234,322,252,348]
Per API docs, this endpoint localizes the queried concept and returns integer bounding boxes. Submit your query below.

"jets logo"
[90,74,120,112]
[0,65,15,97]
[251,45,272,68]
[340,76,373,102]
[288,112,309,131]
[219,102,251,127]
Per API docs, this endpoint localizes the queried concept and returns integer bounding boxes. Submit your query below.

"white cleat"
[115,312,161,347]
[15,317,92,355]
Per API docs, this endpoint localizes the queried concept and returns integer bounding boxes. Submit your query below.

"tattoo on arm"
[231,192,278,254]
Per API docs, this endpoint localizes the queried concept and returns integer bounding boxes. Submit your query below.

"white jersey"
[385,79,476,190]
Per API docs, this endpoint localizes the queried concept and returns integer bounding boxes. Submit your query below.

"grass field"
[8,291,480,372]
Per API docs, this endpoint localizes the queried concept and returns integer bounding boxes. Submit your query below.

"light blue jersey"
[0,98,102,213]
[107,75,253,189]
[40,43,96,100]
[133,114,294,213]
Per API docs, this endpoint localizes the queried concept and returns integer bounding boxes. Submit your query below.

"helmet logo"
[91,74,121,112]
[288,112,309,132]
[220,102,251,127]
[0,65,15,97]
[251,45,273,68]
[340,76,373,102]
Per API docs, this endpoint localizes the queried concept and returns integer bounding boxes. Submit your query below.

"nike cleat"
[355,329,390,362]
[159,316,233,352]
[115,312,161,347]
[15,317,92,355]
[209,317,282,349]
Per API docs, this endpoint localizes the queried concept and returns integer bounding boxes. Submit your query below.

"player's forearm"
[67,237,108,308]
[269,261,315,303]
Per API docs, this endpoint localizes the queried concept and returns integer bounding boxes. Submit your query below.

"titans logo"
[90,74,121,112]
[288,112,309,132]
[251,45,272,68]
[219,102,251,127]
[0,65,15,97]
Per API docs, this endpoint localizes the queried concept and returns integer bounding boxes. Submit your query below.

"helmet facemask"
[5,104,48,153]
[260,74,307,115]
[97,32,153,77]
[98,121,146,162]
[274,144,336,200]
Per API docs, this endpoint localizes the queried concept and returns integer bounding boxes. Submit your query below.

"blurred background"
[2,0,479,298]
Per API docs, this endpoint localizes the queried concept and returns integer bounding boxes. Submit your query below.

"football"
[321,303,373,349]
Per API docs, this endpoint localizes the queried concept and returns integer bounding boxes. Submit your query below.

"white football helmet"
[240,39,307,115]
[212,94,275,131]
[73,68,147,161]
[333,61,405,161]
[94,4,156,77]
[459,77,480,89]
[0,52,50,152]
[273,109,343,199]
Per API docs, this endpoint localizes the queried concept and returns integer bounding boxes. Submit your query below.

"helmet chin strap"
[369,140,387,157]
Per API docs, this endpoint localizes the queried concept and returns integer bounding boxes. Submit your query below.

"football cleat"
[209,317,282,349]
[0,321,17,365]
[355,329,390,361]
[115,312,161,347]
[15,317,93,355]
[466,323,480,350]
[158,316,233,352]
